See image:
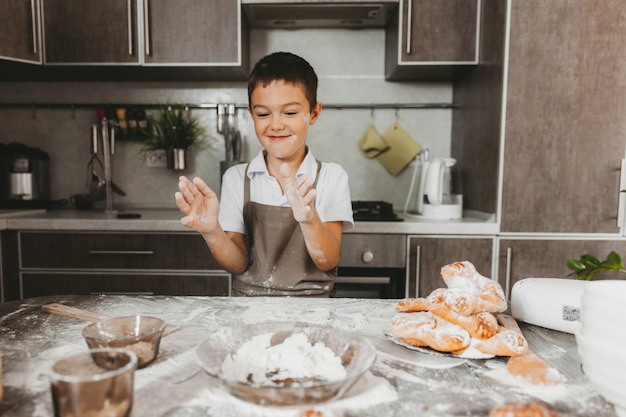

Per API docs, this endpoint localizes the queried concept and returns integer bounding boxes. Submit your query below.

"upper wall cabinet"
[0,0,42,64]
[385,0,480,80]
[42,0,245,67]
[43,0,140,64]
[0,0,248,80]
[143,0,242,65]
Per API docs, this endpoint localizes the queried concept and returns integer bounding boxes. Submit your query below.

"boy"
[175,52,354,296]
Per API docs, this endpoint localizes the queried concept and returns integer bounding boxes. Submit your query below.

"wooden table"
[0,295,618,417]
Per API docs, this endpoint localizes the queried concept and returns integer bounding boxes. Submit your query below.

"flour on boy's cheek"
[263,134,304,159]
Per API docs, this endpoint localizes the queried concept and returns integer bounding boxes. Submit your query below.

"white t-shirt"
[218,149,354,234]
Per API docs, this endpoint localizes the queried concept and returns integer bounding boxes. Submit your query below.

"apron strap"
[244,163,251,204]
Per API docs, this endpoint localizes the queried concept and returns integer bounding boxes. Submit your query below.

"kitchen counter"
[0,208,498,234]
[0,295,618,417]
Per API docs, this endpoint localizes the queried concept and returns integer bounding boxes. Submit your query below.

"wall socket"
[146,149,167,168]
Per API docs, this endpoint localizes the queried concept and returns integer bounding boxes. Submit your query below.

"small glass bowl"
[82,315,166,368]
[196,321,377,406]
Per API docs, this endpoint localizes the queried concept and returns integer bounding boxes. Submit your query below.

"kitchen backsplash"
[0,29,453,211]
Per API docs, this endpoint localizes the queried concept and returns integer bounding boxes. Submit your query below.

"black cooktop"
[352,200,404,222]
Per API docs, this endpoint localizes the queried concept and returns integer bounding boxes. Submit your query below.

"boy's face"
[249,79,321,163]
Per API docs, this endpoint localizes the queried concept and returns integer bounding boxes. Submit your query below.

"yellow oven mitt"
[377,123,422,176]
[358,125,389,158]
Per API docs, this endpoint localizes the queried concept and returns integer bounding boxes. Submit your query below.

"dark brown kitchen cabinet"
[497,239,626,299]
[407,236,494,298]
[500,0,626,234]
[21,273,230,298]
[143,0,244,65]
[0,0,42,64]
[385,0,480,80]
[42,0,140,64]
[40,0,247,72]
[14,231,230,299]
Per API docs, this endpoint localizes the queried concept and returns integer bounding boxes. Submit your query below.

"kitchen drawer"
[19,231,219,270]
[339,234,406,268]
[21,272,230,298]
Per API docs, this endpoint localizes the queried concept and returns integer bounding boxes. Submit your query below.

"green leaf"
[579,254,601,268]
[566,252,626,280]
[605,251,623,269]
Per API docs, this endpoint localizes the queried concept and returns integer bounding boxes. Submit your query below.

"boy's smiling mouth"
[268,134,295,141]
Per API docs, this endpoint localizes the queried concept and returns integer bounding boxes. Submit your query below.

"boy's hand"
[280,163,316,223]
[175,176,220,234]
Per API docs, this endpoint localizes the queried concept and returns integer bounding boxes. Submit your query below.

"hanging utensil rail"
[0,102,454,111]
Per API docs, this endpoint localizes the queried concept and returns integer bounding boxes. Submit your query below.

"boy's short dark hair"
[248,52,318,111]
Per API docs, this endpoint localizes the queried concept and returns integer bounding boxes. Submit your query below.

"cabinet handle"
[127,0,133,55]
[505,247,512,300]
[335,277,391,285]
[405,0,413,55]
[143,0,151,56]
[618,159,626,232]
[30,0,38,54]
[414,244,421,297]
[90,291,154,296]
[88,250,154,255]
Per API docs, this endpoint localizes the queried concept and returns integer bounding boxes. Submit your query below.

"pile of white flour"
[221,333,347,386]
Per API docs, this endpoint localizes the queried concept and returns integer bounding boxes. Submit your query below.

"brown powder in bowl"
[126,341,156,367]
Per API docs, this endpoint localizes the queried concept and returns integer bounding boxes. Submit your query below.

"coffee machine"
[0,142,51,209]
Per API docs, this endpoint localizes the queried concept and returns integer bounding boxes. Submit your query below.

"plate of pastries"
[387,261,529,359]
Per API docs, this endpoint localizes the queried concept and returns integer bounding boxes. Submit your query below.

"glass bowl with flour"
[196,322,376,406]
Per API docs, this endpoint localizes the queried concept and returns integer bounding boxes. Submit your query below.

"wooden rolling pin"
[42,303,107,322]
[42,303,179,336]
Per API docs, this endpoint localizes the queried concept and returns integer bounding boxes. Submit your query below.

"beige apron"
[232,161,336,297]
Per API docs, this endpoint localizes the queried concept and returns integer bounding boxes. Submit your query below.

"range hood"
[242,0,399,28]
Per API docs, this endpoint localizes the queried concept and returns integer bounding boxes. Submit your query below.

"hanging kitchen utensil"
[231,127,242,161]
[110,180,126,196]
[87,124,105,187]
[217,104,227,134]
[89,171,105,195]
[497,314,563,385]
[224,103,237,161]
[224,126,232,161]
[87,117,126,207]
[90,175,126,201]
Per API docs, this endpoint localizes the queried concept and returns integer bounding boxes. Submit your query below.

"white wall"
[0,28,452,210]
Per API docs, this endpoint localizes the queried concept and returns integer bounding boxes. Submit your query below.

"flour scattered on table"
[376,347,465,370]
[481,360,610,414]
[240,302,330,325]
[221,333,346,386]
[178,371,396,417]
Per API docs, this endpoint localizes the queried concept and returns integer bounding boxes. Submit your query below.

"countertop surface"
[0,295,618,417]
[0,208,498,234]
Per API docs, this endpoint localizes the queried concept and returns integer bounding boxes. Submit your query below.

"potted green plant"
[142,104,206,170]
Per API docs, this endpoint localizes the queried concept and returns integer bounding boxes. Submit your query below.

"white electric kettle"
[404,152,463,220]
